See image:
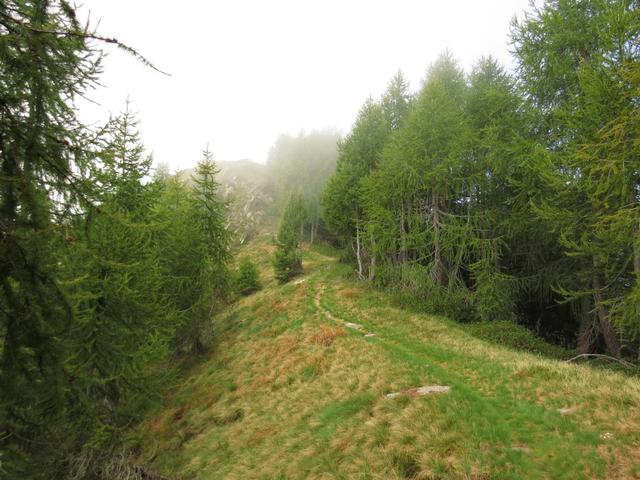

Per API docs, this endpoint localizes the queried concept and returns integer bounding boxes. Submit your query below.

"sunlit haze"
[77,0,532,171]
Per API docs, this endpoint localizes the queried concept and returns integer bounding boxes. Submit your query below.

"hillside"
[132,234,640,480]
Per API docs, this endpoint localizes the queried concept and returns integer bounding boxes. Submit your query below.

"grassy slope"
[133,234,640,479]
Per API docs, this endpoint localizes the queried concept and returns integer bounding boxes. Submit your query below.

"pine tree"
[0,3,183,475]
[151,177,203,352]
[97,99,153,211]
[274,193,306,283]
[160,146,231,354]
[235,256,262,296]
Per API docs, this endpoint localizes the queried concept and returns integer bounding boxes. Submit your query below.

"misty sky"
[77,0,533,171]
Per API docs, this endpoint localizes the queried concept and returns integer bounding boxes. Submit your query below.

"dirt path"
[313,284,372,335]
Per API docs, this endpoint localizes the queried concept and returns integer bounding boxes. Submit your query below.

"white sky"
[77,0,532,171]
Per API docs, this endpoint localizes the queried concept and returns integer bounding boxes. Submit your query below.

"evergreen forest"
[2,1,640,478]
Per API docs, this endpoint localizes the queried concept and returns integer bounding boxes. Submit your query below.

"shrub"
[273,247,302,283]
[235,257,261,295]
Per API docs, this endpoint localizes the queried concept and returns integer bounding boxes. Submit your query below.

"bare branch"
[566,353,636,369]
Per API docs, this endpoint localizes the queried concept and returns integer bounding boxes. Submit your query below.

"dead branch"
[566,353,636,369]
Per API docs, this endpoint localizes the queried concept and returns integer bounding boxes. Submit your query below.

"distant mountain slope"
[177,160,272,244]
[176,159,267,189]
[132,232,640,479]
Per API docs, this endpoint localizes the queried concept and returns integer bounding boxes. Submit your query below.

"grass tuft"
[309,325,346,347]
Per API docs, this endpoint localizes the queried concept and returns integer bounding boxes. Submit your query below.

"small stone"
[414,385,450,395]
[364,333,376,338]
[386,385,451,400]
[557,407,576,416]
[345,322,363,330]
[600,432,614,440]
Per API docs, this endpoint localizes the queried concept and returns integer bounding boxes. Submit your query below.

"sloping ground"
[133,237,640,479]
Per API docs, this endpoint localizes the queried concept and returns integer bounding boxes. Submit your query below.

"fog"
[77,0,531,171]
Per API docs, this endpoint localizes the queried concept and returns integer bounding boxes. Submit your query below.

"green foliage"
[321,2,640,360]
[235,257,261,296]
[0,4,233,472]
[277,192,307,248]
[152,146,231,355]
[0,2,105,476]
[274,193,306,283]
[510,0,640,356]
[3,0,640,476]
[274,247,303,284]
[322,72,412,282]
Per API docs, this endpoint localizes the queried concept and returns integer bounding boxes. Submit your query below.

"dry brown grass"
[601,442,640,479]
[335,287,364,299]
[309,325,346,346]
[274,331,301,355]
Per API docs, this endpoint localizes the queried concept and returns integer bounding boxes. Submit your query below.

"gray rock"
[414,385,450,395]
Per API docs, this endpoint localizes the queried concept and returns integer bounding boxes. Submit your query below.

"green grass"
[314,393,376,441]
[131,239,640,479]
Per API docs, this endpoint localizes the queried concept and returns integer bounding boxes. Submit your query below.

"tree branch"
[0,11,171,76]
[566,353,636,369]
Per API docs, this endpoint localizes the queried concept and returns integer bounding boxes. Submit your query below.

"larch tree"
[322,73,411,280]
[512,0,640,356]
[0,1,104,475]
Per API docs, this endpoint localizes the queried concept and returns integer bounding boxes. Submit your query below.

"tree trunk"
[310,216,318,244]
[399,204,407,263]
[310,217,315,244]
[575,296,597,354]
[369,230,376,281]
[634,220,640,276]
[355,221,364,280]
[432,193,446,287]
[593,274,621,358]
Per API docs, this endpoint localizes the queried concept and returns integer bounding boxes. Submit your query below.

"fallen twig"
[566,353,636,369]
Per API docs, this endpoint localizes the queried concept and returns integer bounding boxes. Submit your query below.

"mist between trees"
[1,0,640,478]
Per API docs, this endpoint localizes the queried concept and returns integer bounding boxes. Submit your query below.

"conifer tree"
[512,0,640,355]
[266,130,340,241]
[235,256,262,296]
[0,3,198,475]
[188,146,231,352]
[0,2,104,475]
[364,54,471,289]
[58,105,175,477]
[97,99,153,211]
[322,72,410,280]
[274,193,306,283]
